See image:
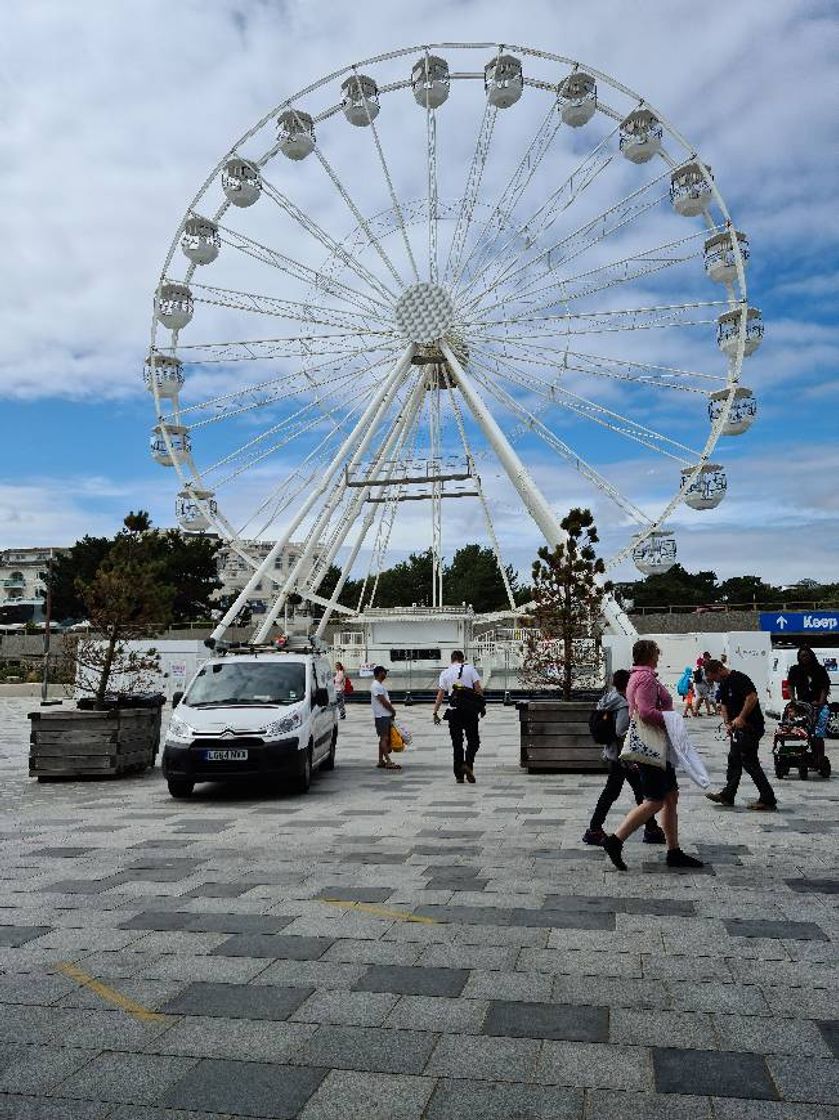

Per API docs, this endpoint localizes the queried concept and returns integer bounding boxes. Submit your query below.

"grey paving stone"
[293,1025,437,1075]
[107,1109,234,1119]
[424,1078,583,1119]
[58,1052,200,1105]
[583,1089,712,1119]
[713,1014,833,1056]
[143,1016,317,1061]
[179,883,252,898]
[0,925,51,947]
[766,1055,839,1104]
[291,989,398,1026]
[785,878,839,894]
[610,1009,717,1050]
[43,1007,173,1050]
[416,943,516,971]
[0,1098,113,1119]
[210,933,334,959]
[425,878,489,892]
[667,982,769,1014]
[711,1099,839,1120]
[119,911,293,935]
[414,904,615,931]
[484,1001,608,1042]
[652,1047,778,1100]
[385,994,489,1034]
[425,1033,541,1082]
[252,959,369,990]
[161,981,313,1020]
[298,1070,436,1120]
[321,938,423,966]
[819,1021,839,1059]
[0,1044,98,1095]
[462,970,554,1003]
[162,1058,327,1117]
[354,964,468,997]
[315,887,395,903]
[724,918,828,941]
[537,1040,652,1090]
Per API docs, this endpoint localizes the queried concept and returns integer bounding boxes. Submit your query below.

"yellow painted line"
[56,962,170,1023]
[321,899,440,925]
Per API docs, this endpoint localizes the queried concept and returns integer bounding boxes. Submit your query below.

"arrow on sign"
[776,615,788,629]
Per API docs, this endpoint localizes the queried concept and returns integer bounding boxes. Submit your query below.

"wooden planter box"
[518,700,607,773]
[28,707,162,780]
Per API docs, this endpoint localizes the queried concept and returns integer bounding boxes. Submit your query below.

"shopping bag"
[663,712,710,788]
[389,724,405,752]
[619,716,667,769]
[343,676,354,695]
[395,719,413,745]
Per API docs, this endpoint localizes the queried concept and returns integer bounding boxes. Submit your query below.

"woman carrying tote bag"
[602,639,704,873]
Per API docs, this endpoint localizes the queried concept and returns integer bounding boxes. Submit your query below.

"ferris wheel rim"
[148,40,754,592]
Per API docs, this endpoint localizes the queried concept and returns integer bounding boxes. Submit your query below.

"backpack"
[589,704,617,745]
[693,666,704,684]
[676,667,693,697]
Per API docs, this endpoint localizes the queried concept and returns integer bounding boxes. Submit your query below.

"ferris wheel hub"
[395,282,454,344]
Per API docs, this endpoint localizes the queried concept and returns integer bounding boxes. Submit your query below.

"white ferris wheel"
[147,42,761,643]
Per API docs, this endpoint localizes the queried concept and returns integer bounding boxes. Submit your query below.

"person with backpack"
[432,650,484,784]
[692,653,715,717]
[582,669,666,847]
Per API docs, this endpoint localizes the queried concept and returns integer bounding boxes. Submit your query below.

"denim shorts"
[637,761,678,802]
[374,716,393,736]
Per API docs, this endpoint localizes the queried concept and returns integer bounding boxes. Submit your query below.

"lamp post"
[40,549,61,706]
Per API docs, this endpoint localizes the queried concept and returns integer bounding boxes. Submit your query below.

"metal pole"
[40,549,60,706]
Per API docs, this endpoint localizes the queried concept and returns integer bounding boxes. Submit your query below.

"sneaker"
[666,848,704,869]
[747,800,777,811]
[643,825,666,845]
[705,791,735,806]
[582,828,607,846]
[463,764,476,784]
[603,834,627,871]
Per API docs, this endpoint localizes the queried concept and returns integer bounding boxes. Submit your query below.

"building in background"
[0,546,67,626]
[214,540,321,616]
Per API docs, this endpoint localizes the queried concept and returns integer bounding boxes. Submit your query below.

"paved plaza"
[0,696,837,1118]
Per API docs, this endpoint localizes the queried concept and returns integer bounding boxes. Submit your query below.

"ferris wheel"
[147,42,760,642]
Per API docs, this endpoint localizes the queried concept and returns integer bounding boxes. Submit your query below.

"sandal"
[382,759,402,771]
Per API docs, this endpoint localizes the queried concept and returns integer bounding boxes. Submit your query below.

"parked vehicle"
[765,647,839,737]
[161,643,338,798]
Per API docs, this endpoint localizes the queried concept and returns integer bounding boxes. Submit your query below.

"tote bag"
[619,714,668,769]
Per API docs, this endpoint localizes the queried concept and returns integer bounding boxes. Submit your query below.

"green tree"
[616,564,719,609]
[364,550,435,609]
[523,508,610,700]
[717,575,780,605]
[444,544,523,612]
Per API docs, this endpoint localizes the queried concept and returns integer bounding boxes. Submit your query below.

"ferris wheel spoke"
[443,74,499,286]
[477,226,712,318]
[311,146,406,288]
[456,124,620,305]
[490,341,726,393]
[260,175,397,303]
[470,345,697,462]
[470,298,727,336]
[468,366,651,525]
[174,332,388,368]
[464,164,671,314]
[426,101,439,283]
[215,221,390,317]
[190,281,394,334]
[452,98,563,291]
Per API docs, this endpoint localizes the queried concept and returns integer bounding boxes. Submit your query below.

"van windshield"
[184,662,306,707]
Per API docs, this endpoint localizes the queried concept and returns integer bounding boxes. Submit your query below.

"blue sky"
[2,0,837,588]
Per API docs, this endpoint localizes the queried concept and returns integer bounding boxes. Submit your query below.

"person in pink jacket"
[603,639,704,872]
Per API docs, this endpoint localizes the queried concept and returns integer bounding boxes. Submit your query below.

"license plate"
[204,749,248,761]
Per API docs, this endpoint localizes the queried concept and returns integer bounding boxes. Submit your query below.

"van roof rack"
[205,636,327,656]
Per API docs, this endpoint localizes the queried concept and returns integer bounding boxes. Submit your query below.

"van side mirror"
[172,691,184,708]
[314,687,329,708]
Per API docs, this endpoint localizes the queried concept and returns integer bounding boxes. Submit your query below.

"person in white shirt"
[371,665,400,771]
[433,650,484,783]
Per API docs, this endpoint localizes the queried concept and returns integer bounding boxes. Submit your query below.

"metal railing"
[627,599,839,617]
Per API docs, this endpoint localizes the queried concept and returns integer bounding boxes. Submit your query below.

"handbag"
[343,676,354,696]
[619,714,668,770]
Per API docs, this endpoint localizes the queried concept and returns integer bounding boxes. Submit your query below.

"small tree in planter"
[522,508,611,700]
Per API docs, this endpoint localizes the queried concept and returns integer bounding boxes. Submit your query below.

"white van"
[161,646,338,798]
[765,646,839,736]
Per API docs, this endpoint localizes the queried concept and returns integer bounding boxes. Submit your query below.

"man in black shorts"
[704,659,776,811]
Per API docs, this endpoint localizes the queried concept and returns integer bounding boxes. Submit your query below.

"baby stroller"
[772,700,831,780]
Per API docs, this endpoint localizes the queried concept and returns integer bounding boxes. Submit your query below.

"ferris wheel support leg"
[256,374,425,643]
[252,351,420,643]
[209,343,415,644]
[440,342,636,638]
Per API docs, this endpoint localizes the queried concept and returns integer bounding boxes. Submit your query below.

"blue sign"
[759,611,839,634]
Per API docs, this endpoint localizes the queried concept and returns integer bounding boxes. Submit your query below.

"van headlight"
[265,711,303,739]
[167,715,196,743]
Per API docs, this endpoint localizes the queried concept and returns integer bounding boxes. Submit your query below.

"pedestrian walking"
[788,646,831,761]
[602,639,704,872]
[704,659,776,810]
[583,669,666,846]
[371,666,400,771]
[333,661,347,720]
[433,650,484,784]
[692,653,715,716]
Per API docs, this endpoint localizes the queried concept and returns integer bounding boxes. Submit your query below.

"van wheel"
[798,766,809,781]
[296,745,313,793]
[819,756,831,779]
[167,779,194,799]
[774,760,788,779]
[321,728,337,771]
